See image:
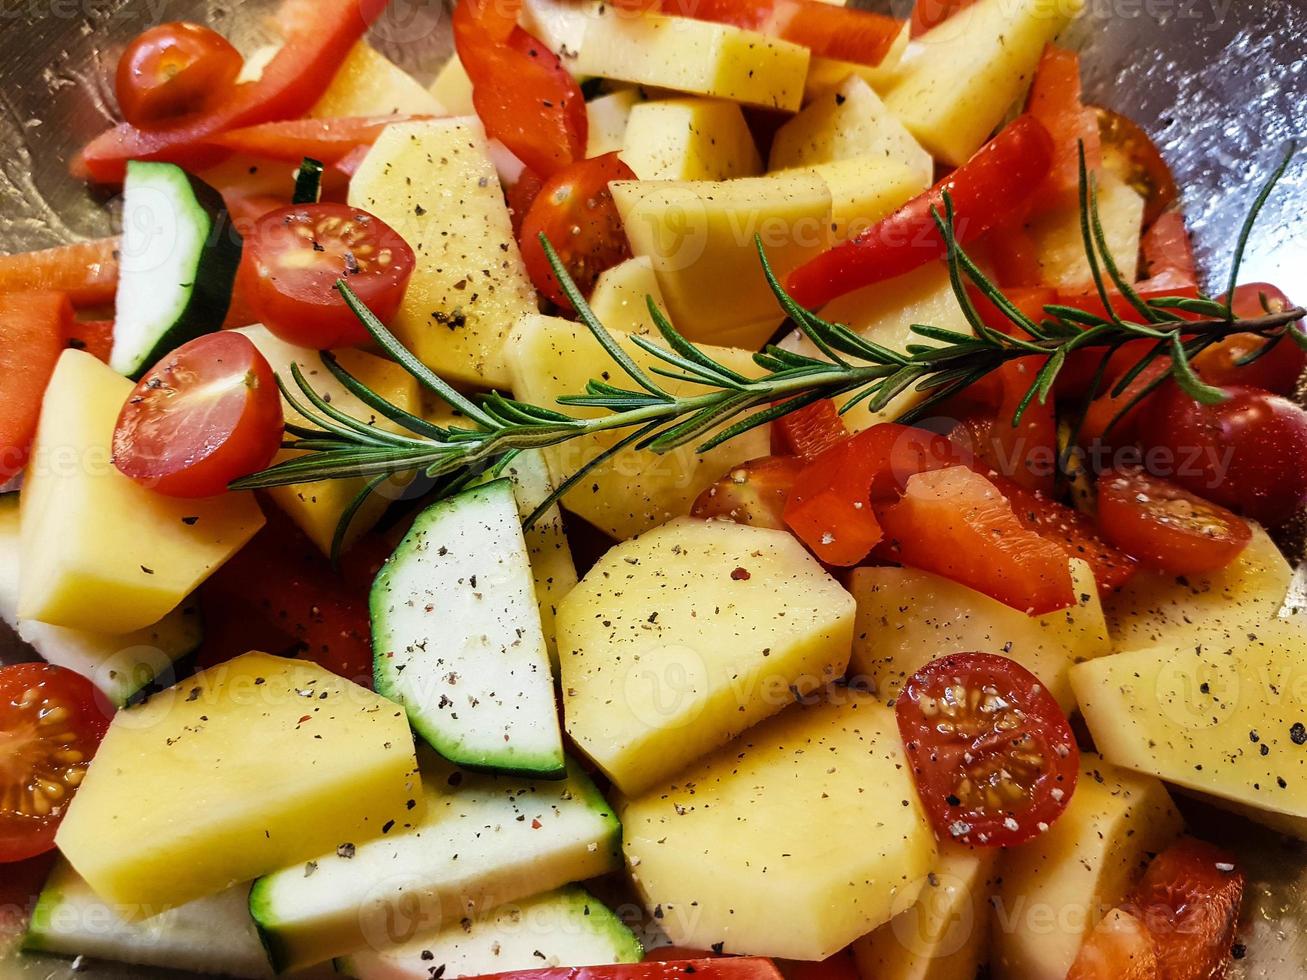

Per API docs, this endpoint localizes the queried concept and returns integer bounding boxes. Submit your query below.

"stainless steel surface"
[1,0,1305,976]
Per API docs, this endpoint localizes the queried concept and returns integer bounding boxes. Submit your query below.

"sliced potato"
[782,263,971,427]
[621,692,936,960]
[526,0,810,110]
[851,844,999,980]
[348,118,538,388]
[311,42,442,117]
[849,560,1109,713]
[429,53,474,115]
[622,98,761,181]
[503,314,770,540]
[883,0,1083,165]
[558,517,855,795]
[1072,617,1307,833]
[233,326,420,556]
[991,755,1182,980]
[803,17,910,103]
[794,158,927,242]
[1104,523,1291,652]
[588,88,645,157]
[770,74,932,187]
[613,171,832,350]
[1026,172,1145,288]
[589,256,665,336]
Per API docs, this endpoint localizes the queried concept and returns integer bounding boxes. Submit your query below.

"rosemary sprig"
[231,143,1304,555]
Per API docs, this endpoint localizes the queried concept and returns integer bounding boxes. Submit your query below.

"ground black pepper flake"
[1291,722,1307,745]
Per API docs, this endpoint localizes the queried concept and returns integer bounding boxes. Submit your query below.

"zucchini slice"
[110,160,242,379]
[371,479,565,778]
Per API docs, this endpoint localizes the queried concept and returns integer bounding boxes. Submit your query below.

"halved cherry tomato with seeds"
[895,652,1079,848]
[244,203,416,348]
[691,455,804,531]
[0,664,111,863]
[1097,467,1251,574]
[115,22,243,128]
[519,152,636,310]
[112,332,284,498]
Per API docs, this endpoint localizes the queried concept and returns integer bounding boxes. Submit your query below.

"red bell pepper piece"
[205,115,436,165]
[783,423,966,566]
[0,239,119,307]
[772,398,849,459]
[877,466,1077,614]
[0,292,73,482]
[1025,45,1101,213]
[76,0,379,184]
[786,115,1055,310]
[660,0,904,67]
[474,959,785,980]
[453,0,587,178]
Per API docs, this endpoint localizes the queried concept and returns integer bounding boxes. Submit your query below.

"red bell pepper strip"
[453,0,587,178]
[0,238,119,307]
[785,115,1056,310]
[772,398,849,459]
[1025,45,1101,213]
[783,423,966,566]
[878,466,1077,614]
[204,115,435,165]
[474,959,786,980]
[0,292,73,482]
[660,0,904,68]
[782,421,1135,593]
[76,0,379,184]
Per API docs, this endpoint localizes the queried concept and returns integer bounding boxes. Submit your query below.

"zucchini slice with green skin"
[371,479,566,779]
[110,160,242,380]
[23,858,273,978]
[335,887,643,978]
[249,753,623,973]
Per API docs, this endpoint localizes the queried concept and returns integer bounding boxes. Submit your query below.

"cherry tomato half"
[895,652,1079,847]
[1097,467,1251,575]
[245,203,416,349]
[0,664,111,863]
[1138,382,1307,527]
[115,22,243,128]
[519,152,636,310]
[112,332,284,498]
[691,455,805,531]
